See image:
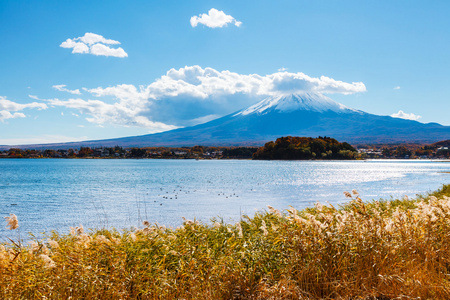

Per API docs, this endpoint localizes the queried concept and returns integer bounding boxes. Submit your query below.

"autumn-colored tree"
[77,147,93,157]
[253,136,356,160]
[190,146,204,156]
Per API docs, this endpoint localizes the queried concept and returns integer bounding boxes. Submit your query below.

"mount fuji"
[6,93,450,148]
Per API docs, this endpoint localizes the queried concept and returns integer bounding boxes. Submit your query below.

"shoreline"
[1,156,450,162]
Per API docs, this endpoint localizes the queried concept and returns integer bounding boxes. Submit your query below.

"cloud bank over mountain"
[26,66,366,132]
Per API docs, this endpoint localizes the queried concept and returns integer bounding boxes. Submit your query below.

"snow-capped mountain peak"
[234,92,356,116]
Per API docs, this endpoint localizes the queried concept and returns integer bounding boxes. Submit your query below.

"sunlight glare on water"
[0,159,449,237]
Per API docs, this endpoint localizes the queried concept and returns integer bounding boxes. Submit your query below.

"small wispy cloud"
[53,84,82,95]
[0,96,48,122]
[47,97,178,132]
[60,32,128,58]
[190,8,242,28]
[394,86,401,90]
[0,111,26,122]
[391,110,421,121]
[0,135,89,146]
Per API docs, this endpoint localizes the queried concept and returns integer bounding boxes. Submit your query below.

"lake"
[0,159,449,238]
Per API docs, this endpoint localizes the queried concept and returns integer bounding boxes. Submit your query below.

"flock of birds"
[154,185,241,205]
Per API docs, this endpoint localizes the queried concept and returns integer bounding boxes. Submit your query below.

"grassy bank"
[1,186,450,299]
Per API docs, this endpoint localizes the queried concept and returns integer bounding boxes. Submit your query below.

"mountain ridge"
[2,93,450,149]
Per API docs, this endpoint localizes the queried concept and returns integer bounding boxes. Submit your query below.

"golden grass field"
[1,185,450,299]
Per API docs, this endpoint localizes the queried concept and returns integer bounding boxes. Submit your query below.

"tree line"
[0,146,258,159]
[1,138,449,160]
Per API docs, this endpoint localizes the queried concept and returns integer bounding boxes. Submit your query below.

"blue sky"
[1,0,450,145]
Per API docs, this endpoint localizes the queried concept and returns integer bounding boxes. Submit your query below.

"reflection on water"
[0,159,449,236]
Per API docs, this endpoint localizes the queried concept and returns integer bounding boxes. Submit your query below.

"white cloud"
[391,110,421,121]
[158,66,366,96]
[0,96,48,122]
[77,32,121,45]
[0,111,26,122]
[190,8,241,28]
[268,71,366,95]
[0,96,47,111]
[60,39,89,54]
[90,43,128,57]
[60,32,128,58]
[394,86,401,90]
[85,66,361,102]
[53,84,82,95]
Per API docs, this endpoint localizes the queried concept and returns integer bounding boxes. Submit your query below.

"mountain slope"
[5,93,450,149]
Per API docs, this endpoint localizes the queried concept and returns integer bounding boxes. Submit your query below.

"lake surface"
[0,159,449,238]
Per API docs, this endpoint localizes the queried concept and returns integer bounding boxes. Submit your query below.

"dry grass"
[1,185,450,299]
